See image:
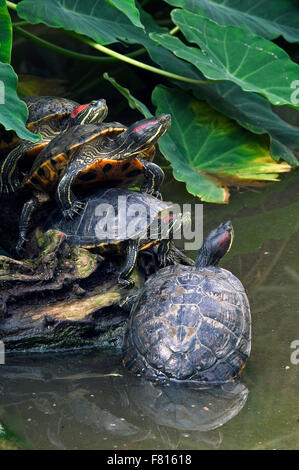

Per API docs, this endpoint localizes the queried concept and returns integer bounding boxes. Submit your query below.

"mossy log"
[0,230,132,351]
[0,227,194,353]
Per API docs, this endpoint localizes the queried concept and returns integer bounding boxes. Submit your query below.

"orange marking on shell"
[140,240,159,251]
[75,157,144,187]
[27,143,47,156]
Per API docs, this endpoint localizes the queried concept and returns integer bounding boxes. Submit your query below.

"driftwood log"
[0,205,194,352]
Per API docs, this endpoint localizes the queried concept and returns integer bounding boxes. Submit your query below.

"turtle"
[16,114,170,254]
[122,221,251,384]
[0,96,79,155]
[44,187,189,288]
[0,96,108,196]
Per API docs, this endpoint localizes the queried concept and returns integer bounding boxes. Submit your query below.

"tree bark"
[0,225,194,352]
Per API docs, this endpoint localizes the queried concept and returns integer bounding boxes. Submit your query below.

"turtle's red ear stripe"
[216,232,229,252]
[133,121,157,133]
[71,104,89,118]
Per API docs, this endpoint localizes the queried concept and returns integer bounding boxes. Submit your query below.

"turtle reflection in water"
[0,353,248,450]
[123,221,251,384]
[128,378,249,448]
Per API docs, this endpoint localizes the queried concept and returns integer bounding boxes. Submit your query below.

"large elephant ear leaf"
[151,9,299,108]
[0,0,12,63]
[17,0,146,46]
[165,0,299,43]
[152,86,291,203]
[108,0,144,29]
[0,63,40,142]
[0,1,38,141]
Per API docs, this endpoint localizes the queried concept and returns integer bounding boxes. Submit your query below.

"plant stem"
[7,0,215,85]
[6,1,17,11]
[12,21,29,27]
[13,26,118,62]
[75,34,212,85]
[170,26,179,36]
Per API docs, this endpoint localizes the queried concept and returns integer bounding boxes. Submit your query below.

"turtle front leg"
[56,162,85,219]
[0,142,33,197]
[139,158,164,199]
[157,240,174,268]
[16,196,41,255]
[118,239,139,289]
[119,291,140,313]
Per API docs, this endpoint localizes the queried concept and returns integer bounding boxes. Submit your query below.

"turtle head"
[115,114,171,159]
[69,99,108,125]
[195,221,234,268]
[145,207,191,246]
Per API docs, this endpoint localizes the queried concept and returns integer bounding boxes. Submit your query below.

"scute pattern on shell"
[44,188,171,248]
[123,264,251,384]
[25,96,79,124]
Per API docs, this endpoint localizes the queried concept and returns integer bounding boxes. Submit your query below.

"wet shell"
[123,264,251,384]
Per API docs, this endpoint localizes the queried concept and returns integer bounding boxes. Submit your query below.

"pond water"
[0,169,298,450]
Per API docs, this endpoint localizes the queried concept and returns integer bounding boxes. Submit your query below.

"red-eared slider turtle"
[0,96,108,196]
[44,187,188,288]
[122,221,251,383]
[0,96,78,155]
[16,115,170,254]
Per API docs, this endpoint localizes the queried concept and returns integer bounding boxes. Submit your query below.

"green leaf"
[192,81,299,167]
[17,0,146,46]
[0,63,40,142]
[16,0,207,83]
[0,0,12,63]
[166,0,299,43]
[107,0,143,29]
[103,73,152,118]
[17,0,210,92]
[151,9,299,108]
[152,85,291,203]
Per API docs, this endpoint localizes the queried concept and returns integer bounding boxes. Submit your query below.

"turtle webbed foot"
[118,277,135,289]
[16,236,27,257]
[0,179,20,199]
[141,186,163,200]
[62,201,85,219]
[152,190,163,200]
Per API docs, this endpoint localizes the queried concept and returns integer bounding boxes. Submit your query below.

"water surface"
[0,171,298,450]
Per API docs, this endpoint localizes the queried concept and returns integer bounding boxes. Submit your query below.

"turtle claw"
[152,190,163,200]
[16,236,27,257]
[62,201,85,219]
[141,186,163,200]
[0,180,20,198]
[118,277,135,289]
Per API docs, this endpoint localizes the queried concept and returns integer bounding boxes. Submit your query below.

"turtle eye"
[70,104,89,118]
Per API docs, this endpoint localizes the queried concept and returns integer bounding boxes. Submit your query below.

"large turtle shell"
[25,96,79,127]
[0,96,79,155]
[123,264,251,384]
[24,122,126,191]
[44,187,172,251]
